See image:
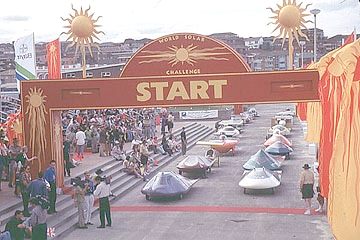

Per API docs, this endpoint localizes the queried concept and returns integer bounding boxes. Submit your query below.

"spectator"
[29,197,48,240]
[161,134,172,156]
[149,136,159,154]
[168,134,181,153]
[94,176,112,228]
[63,139,72,177]
[72,177,87,229]
[299,163,315,215]
[83,171,95,225]
[16,146,37,171]
[90,126,99,153]
[0,231,11,240]
[44,160,57,214]
[99,127,107,157]
[75,127,86,159]
[19,166,32,217]
[8,138,22,188]
[315,168,325,213]
[161,115,167,135]
[180,127,187,155]
[0,137,7,191]
[122,156,143,179]
[167,112,174,134]
[5,210,27,240]
[111,141,125,161]
[139,140,150,174]
[27,172,48,199]
[315,184,325,213]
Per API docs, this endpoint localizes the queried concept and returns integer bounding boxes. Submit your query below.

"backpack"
[36,195,50,210]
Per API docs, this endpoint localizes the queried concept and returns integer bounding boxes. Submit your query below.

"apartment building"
[0,29,353,90]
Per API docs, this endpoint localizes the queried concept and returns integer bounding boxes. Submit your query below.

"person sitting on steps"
[161,134,172,156]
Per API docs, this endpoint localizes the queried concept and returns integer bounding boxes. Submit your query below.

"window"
[101,72,111,78]
[86,72,93,78]
[65,73,76,78]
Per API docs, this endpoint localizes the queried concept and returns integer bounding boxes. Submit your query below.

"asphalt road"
[64,103,333,240]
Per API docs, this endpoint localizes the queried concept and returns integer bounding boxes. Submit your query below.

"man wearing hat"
[83,171,95,225]
[299,163,315,215]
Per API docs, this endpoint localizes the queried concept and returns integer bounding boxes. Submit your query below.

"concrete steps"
[0,122,214,239]
[0,123,197,227]
[0,123,196,227]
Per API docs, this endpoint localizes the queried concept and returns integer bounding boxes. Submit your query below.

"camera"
[71,177,85,187]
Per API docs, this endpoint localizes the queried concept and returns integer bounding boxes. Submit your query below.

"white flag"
[14,33,37,90]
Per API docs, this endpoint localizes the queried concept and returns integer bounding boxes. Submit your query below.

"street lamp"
[310,9,321,62]
[300,41,305,68]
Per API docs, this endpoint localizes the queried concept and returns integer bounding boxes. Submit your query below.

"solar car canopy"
[141,171,197,197]
[243,149,282,170]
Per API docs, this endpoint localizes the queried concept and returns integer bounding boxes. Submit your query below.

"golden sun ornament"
[138,44,230,67]
[12,119,22,134]
[267,0,311,69]
[25,87,48,170]
[61,5,104,78]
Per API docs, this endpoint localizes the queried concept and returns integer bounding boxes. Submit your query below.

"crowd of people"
[62,108,162,176]
[0,107,185,239]
[62,109,184,179]
[0,146,57,240]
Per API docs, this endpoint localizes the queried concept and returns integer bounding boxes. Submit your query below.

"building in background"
[0,30,356,93]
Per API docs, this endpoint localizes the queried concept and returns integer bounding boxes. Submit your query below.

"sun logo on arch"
[25,87,48,170]
[137,44,230,67]
[267,0,311,46]
[61,5,104,57]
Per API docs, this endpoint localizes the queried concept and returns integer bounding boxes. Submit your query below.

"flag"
[46,38,61,79]
[342,31,355,47]
[14,33,37,90]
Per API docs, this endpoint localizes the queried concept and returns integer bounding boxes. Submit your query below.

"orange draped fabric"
[317,32,356,198]
[296,102,307,121]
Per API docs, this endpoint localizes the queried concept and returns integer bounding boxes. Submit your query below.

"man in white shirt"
[94,176,112,228]
[75,128,86,159]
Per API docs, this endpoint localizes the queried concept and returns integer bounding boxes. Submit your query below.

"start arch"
[20,33,319,186]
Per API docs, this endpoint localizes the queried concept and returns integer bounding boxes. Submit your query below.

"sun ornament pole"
[61,5,104,79]
[267,0,311,70]
[310,9,320,62]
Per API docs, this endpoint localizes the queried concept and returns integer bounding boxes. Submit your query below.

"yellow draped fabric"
[316,39,360,240]
[305,101,322,143]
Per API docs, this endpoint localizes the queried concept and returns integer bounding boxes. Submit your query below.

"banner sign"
[14,33,36,90]
[179,110,218,120]
[46,38,61,79]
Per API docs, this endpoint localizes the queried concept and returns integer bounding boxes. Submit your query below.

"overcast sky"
[0,0,359,43]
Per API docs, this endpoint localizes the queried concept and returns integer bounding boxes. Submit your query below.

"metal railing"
[0,94,20,123]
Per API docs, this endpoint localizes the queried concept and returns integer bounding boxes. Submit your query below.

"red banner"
[342,31,355,47]
[46,38,61,79]
[296,102,307,121]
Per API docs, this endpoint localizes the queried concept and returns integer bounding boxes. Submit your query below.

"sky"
[0,0,359,43]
